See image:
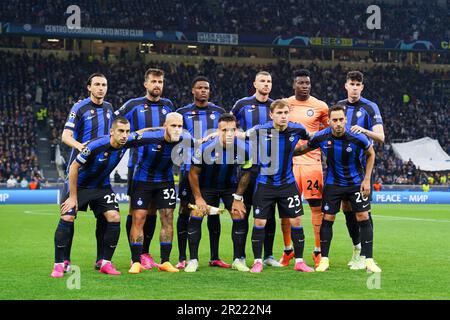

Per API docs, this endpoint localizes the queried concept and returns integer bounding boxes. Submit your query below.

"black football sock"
[359,219,373,259]
[96,215,107,262]
[142,214,157,255]
[187,216,203,260]
[344,211,360,246]
[232,218,246,260]
[319,219,334,258]
[160,242,173,264]
[64,221,74,262]
[241,207,251,259]
[102,222,120,261]
[251,226,265,260]
[291,226,305,259]
[130,242,143,263]
[176,213,190,261]
[54,219,73,263]
[207,214,221,261]
[126,214,132,245]
[263,217,276,259]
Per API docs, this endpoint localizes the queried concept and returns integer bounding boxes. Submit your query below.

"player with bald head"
[128,112,192,274]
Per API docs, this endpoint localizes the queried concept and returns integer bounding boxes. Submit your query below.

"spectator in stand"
[0,0,447,41]
[29,177,40,190]
[6,175,18,188]
[20,177,29,188]
[373,180,382,192]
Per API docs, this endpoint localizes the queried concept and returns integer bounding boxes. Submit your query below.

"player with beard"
[114,68,175,270]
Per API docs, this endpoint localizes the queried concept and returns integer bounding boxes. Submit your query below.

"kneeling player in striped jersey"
[293,105,381,273]
[128,113,189,274]
[185,114,252,272]
[53,117,146,277]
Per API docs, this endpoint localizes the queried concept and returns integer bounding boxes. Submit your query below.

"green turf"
[1,204,449,300]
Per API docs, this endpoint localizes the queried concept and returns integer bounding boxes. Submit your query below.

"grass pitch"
[1,204,449,300]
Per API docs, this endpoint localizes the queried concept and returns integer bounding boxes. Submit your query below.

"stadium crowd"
[0,0,448,41]
[0,50,448,185]
[0,52,42,183]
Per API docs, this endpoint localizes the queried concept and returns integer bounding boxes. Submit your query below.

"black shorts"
[130,182,177,210]
[127,166,134,196]
[323,184,371,215]
[243,168,258,209]
[242,168,275,218]
[252,182,303,219]
[178,169,193,203]
[61,186,119,218]
[198,188,234,212]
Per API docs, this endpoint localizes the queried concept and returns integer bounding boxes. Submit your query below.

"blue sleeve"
[246,124,261,138]
[307,133,321,149]
[64,104,81,131]
[114,100,134,120]
[75,141,96,165]
[367,102,383,128]
[359,134,373,150]
[192,143,204,167]
[167,99,176,112]
[292,123,310,140]
[231,100,245,119]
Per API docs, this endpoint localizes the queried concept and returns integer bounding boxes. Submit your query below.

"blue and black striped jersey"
[177,102,226,172]
[308,127,372,186]
[192,137,251,189]
[131,129,191,184]
[73,134,140,189]
[336,97,383,130]
[114,96,175,168]
[248,121,310,186]
[64,97,114,172]
[231,95,273,131]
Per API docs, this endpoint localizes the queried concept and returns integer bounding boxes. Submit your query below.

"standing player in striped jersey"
[176,76,230,269]
[128,113,188,274]
[280,69,329,268]
[52,117,143,277]
[61,73,114,272]
[185,114,252,272]
[293,105,381,273]
[115,68,175,270]
[230,71,281,268]
[247,99,314,273]
[336,71,385,269]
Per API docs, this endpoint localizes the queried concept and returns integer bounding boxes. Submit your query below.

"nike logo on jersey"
[247,109,256,112]
[295,209,302,213]
[151,148,161,152]
[86,115,96,120]
[140,109,148,113]
[362,204,370,208]
[169,202,176,206]
[98,158,108,162]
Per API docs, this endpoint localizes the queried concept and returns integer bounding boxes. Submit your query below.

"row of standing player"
[51,67,384,276]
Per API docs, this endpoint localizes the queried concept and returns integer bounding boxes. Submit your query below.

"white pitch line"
[23,210,55,216]
[23,210,92,217]
[372,215,450,223]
